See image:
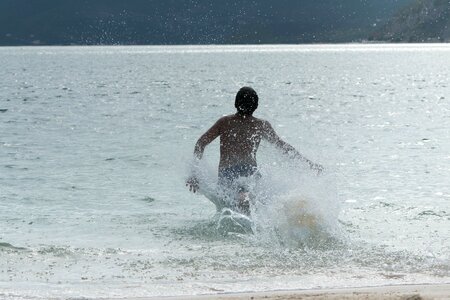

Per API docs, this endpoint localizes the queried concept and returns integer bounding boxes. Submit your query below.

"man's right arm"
[262,120,323,173]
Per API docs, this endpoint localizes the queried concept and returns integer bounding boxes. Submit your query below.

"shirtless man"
[186,87,322,213]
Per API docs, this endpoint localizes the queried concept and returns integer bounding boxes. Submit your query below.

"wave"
[0,242,28,251]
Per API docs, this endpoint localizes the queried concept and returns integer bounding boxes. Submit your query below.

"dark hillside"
[0,0,414,45]
[370,0,450,42]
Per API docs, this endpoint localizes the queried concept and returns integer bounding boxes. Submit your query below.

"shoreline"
[133,284,450,300]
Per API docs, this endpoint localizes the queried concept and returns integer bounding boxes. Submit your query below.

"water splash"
[188,151,343,248]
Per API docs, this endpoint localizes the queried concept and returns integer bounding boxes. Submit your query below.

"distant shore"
[138,284,450,300]
[0,41,449,47]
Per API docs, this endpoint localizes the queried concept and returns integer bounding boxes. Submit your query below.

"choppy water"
[0,44,449,299]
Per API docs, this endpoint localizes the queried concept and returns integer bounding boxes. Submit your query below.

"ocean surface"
[0,44,449,299]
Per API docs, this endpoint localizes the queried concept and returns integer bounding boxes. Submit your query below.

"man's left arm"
[187,118,223,193]
[193,118,223,159]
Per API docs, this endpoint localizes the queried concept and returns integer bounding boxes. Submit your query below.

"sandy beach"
[140,284,450,300]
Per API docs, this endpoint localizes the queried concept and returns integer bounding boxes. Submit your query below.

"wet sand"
[138,284,450,300]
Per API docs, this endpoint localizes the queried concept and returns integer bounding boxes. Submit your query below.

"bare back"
[194,113,283,171]
[217,114,266,170]
[193,113,311,174]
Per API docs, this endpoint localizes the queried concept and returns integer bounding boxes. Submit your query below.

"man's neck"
[235,112,252,119]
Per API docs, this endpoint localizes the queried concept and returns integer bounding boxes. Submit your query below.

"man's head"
[235,87,258,115]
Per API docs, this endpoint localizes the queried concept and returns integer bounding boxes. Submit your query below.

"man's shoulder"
[217,114,271,127]
[217,114,234,122]
[252,116,271,127]
[252,116,267,122]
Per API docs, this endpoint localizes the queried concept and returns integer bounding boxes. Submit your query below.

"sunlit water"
[0,44,449,299]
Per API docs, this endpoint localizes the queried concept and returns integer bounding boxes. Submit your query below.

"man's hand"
[308,161,324,175]
[186,176,199,193]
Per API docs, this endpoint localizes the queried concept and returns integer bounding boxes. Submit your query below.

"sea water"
[0,44,449,299]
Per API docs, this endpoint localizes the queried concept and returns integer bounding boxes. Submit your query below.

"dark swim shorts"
[218,164,261,214]
[218,164,260,190]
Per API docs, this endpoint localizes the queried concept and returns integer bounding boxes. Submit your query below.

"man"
[186,87,322,213]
